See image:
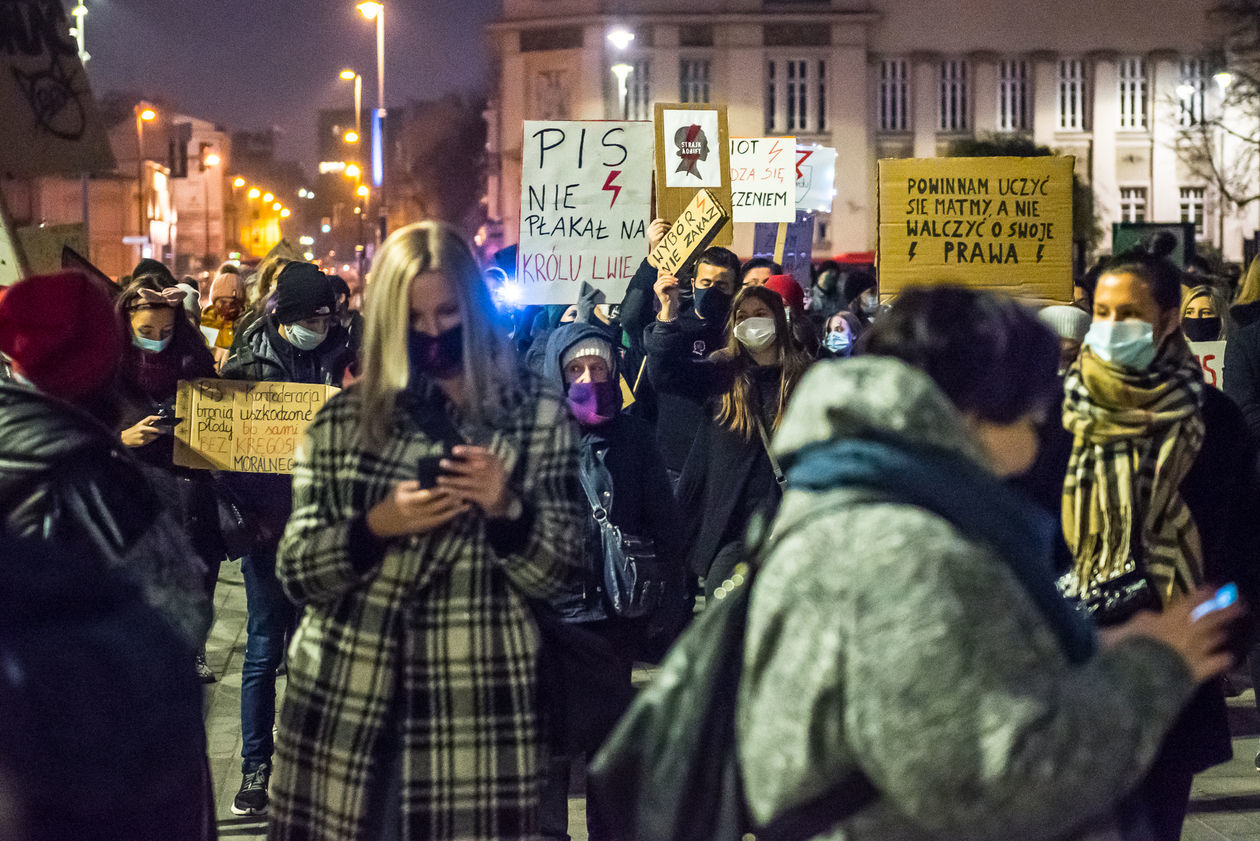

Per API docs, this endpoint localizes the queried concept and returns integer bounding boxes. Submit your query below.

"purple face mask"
[566,380,620,427]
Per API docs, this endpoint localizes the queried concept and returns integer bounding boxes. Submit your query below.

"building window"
[1119,187,1147,223]
[680,59,711,103]
[1180,186,1206,236]
[1058,59,1087,131]
[626,60,651,121]
[1117,56,1148,129]
[939,60,969,132]
[1180,58,1207,127]
[997,59,1029,132]
[767,59,827,133]
[879,59,909,132]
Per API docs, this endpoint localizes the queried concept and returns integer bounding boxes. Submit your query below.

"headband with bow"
[133,287,187,308]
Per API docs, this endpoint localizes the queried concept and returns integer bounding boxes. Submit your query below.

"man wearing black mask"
[220,261,356,818]
[643,246,741,486]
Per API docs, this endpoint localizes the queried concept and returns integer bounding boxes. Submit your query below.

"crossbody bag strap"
[753,411,787,487]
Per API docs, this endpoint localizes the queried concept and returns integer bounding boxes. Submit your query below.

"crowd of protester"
[0,212,1258,841]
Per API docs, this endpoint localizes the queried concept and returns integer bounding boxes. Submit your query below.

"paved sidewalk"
[204,561,1260,840]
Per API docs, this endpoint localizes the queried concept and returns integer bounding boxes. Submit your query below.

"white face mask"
[1083,320,1157,370]
[734,316,777,352]
[285,322,328,351]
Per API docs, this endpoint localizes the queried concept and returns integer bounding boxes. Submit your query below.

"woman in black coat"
[644,284,811,597]
[114,276,225,682]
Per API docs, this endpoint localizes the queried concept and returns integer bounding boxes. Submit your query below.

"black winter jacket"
[0,381,211,647]
[642,314,730,472]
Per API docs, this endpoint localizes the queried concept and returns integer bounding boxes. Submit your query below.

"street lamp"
[200,146,219,268]
[263,192,274,203]
[345,163,362,180]
[607,27,635,51]
[233,177,246,188]
[611,63,634,120]
[339,68,364,146]
[134,103,157,250]
[357,1,386,239]
[69,3,89,62]
[344,130,360,144]
[248,187,261,200]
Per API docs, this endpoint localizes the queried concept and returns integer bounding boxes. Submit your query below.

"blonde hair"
[1182,283,1234,340]
[1237,257,1260,306]
[247,256,290,311]
[359,221,520,448]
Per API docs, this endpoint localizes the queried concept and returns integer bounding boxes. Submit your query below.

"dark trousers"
[540,755,614,841]
[240,548,297,770]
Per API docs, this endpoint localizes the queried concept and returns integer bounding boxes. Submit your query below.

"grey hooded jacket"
[736,357,1198,841]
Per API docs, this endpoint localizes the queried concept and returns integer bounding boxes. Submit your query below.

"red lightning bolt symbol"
[796,149,814,181]
[768,141,784,165]
[603,170,623,208]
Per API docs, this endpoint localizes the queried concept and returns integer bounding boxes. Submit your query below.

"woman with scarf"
[1059,246,1257,840]
[116,276,223,682]
[269,222,585,841]
[651,284,811,597]
[738,286,1241,841]
[1181,283,1233,344]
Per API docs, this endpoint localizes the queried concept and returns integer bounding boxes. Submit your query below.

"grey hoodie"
[737,357,1197,841]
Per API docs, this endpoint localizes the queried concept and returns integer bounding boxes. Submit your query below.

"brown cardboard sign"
[649,189,729,276]
[653,103,732,248]
[174,378,338,474]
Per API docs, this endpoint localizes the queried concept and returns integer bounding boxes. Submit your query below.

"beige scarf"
[1061,334,1206,604]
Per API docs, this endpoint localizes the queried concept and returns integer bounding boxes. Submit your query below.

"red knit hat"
[0,272,125,403]
[765,274,805,312]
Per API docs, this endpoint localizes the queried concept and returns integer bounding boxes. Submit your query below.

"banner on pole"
[729,137,796,224]
[174,379,338,474]
[878,156,1074,301]
[516,120,653,306]
[654,103,732,247]
[0,1,115,177]
[795,145,837,213]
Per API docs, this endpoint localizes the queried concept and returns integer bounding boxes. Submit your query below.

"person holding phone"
[268,222,585,841]
[114,275,223,683]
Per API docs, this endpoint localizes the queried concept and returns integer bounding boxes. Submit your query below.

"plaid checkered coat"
[268,378,584,841]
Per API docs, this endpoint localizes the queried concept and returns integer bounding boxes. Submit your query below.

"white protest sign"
[729,137,796,224]
[0,1,115,177]
[795,144,837,213]
[1188,340,1227,390]
[661,108,722,188]
[518,120,653,306]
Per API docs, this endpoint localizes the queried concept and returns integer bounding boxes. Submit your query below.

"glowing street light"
[607,27,635,51]
[1215,70,1234,92]
[263,192,274,203]
[280,208,292,218]
[138,107,156,122]
[203,151,221,168]
[233,177,246,188]
[345,163,362,179]
[248,187,261,199]
[356,185,370,197]
[272,202,282,211]
[356,1,382,19]
[133,103,158,246]
[344,130,360,144]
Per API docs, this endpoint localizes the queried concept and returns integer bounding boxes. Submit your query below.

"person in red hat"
[764,273,821,356]
[0,271,215,834]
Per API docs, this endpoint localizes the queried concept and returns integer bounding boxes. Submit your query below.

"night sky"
[84,0,500,172]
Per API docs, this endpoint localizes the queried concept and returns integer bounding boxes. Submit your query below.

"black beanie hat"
[274,262,336,324]
[842,270,877,305]
[131,258,176,287]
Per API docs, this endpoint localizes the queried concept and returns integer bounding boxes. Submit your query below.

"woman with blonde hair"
[645,281,811,596]
[1232,255,1260,328]
[1182,283,1233,343]
[269,221,585,840]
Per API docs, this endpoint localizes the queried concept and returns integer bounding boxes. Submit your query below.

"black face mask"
[408,324,464,381]
[694,286,732,322]
[1182,316,1222,343]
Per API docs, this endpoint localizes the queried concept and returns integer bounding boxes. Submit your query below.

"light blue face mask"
[824,330,852,356]
[285,322,328,351]
[1083,320,1157,370]
[132,333,172,353]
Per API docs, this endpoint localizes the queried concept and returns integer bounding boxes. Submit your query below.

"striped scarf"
[1061,333,1206,605]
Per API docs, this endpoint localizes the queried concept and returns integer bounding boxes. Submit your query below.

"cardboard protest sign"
[649,189,728,276]
[1188,340,1227,390]
[174,379,338,474]
[729,137,796,224]
[517,120,653,306]
[753,211,815,290]
[0,198,27,286]
[654,103,732,247]
[0,1,115,177]
[878,156,1074,302]
[795,144,837,213]
[17,223,85,275]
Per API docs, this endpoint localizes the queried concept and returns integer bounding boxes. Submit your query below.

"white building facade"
[487,0,1258,264]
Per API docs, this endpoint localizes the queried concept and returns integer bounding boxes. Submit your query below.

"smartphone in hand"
[416,453,447,490]
[1191,583,1239,622]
